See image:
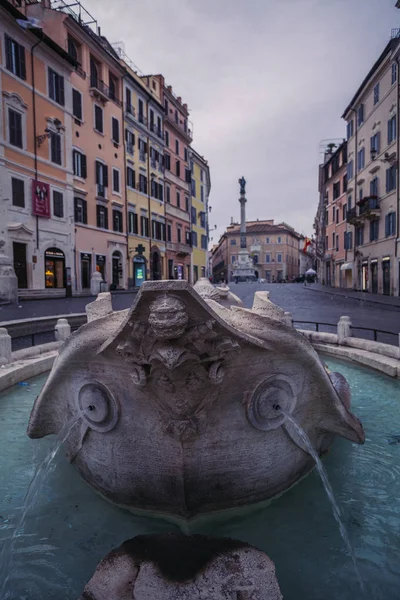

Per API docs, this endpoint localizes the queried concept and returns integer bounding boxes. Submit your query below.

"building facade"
[156,76,193,281]
[1,0,77,295]
[212,220,302,283]
[343,33,399,295]
[190,148,210,282]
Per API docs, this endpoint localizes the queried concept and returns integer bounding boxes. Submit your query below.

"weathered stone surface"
[78,534,283,600]
[86,292,113,323]
[27,280,365,520]
[193,277,243,308]
[55,318,71,341]
[90,271,103,296]
[0,327,12,365]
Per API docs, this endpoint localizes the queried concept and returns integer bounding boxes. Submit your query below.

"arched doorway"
[151,248,161,280]
[133,255,146,287]
[112,251,123,288]
[45,248,65,288]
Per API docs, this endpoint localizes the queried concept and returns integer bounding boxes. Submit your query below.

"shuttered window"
[48,68,65,105]
[127,167,135,189]
[53,190,64,217]
[72,89,82,121]
[9,109,23,148]
[94,105,103,133]
[113,209,123,233]
[5,35,26,79]
[96,205,108,229]
[74,198,87,224]
[51,133,62,165]
[112,117,120,144]
[12,178,24,207]
[128,212,138,234]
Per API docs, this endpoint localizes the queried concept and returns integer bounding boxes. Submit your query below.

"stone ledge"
[314,343,400,378]
[0,352,57,393]
[12,341,62,361]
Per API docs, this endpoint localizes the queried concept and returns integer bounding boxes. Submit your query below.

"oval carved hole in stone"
[246,376,296,431]
[77,382,119,433]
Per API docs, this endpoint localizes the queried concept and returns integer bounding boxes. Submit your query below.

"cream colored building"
[343,32,400,295]
[190,148,210,282]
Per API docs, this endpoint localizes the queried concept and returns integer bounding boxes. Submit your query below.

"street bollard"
[337,316,352,345]
[55,318,71,342]
[284,312,293,327]
[0,328,12,365]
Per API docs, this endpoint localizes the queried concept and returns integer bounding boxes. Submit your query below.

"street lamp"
[36,118,63,146]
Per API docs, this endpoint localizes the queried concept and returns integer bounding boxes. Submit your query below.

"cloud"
[83,0,398,239]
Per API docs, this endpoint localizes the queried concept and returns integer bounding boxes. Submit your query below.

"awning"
[340,262,353,271]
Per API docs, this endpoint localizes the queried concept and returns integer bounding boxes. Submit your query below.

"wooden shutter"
[96,205,101,228]
[95,160,101,184]
[144,142,148,154]
[74,198,79,222]
[12,178,24,208]
[81,154,87,178]
[105,207,109,229]
[73,89,82,120]
[5,35,12,71]
[48,68,55,100]
[112,118,119,143]
[59,74,65,106]
[19,43,26,80]
[83,199,87,224]
[103,164,108,187]
[159,184,163,201]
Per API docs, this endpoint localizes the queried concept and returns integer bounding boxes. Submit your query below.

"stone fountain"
[26,278,365,598]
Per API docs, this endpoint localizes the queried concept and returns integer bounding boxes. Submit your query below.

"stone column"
[0,328,12,365]
[284,311,293,327]
[55,318,71,342]
[337,316,352,344]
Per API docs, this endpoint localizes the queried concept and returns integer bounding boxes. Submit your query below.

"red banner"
[32,180,50,218]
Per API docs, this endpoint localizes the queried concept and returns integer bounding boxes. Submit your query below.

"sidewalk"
[305,283,400,309]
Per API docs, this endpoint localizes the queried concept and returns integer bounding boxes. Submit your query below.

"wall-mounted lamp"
[37,118,63,146]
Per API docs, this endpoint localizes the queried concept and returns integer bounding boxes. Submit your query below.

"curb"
[304,285,400,310]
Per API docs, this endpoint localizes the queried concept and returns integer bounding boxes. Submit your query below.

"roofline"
[0,0,78,67]
[342,38,399,118]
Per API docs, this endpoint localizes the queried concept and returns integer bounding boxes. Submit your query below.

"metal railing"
[90,76,122,107]
[293,320,398,346]
[391,28,400,39]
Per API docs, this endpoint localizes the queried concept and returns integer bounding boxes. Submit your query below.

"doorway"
[151,249,161,280]
[80,253,91,289]
[112,251,122,287]
[13,242,27,288]
[45,248,65,288]
[168,259,174,280]
[371,262,378,294]
[361,263,368,292]
[133,256,146,287]
[382,260,391,295]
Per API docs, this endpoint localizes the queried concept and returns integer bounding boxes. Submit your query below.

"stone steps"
[18,288,66,300]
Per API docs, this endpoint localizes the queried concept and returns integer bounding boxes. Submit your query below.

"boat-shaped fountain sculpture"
[27,280,365,521]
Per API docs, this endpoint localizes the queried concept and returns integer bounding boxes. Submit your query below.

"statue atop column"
[238,176,246,196]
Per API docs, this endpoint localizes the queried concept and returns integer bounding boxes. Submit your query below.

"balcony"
[89,76,121,107]
[138,113,148,127]
[346,207,363,225]
[358,196,380,220]
[166,241,191,256]
[125,104,136,120]
[164,112,193,142]
[149,122,164,140]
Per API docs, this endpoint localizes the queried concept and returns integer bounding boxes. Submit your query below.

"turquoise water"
[0,358,400,599]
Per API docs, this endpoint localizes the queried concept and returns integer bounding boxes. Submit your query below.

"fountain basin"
[0,358,399,599]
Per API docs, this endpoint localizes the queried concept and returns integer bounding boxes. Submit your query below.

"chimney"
[167,85,172,93]
[183,103,188,111]
[177,96,182,104]
[230,217,234,224]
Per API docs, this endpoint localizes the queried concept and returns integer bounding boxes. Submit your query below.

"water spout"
[275,405,365,594]
[0,415,80,599]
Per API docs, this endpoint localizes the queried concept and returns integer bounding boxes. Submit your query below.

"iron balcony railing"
[391,28,400,39]
[149,122,164,139]
[125,104,135,118]
[358,196,380,216]
[90,76,122,106]
[138,113,148,126]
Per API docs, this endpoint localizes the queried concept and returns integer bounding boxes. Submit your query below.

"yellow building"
[120,54,166,286]
[190,148,211,281]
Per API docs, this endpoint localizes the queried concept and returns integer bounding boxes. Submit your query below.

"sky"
[81,0,399,241]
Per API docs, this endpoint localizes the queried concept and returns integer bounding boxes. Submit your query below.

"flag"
[16,17,42,29]
[303,237,312,253]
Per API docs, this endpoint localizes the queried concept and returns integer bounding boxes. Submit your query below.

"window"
[166,185,170,203]
[373,83,379,105]
[277,253,282,263]
[184,148,188,161]
[344,231,353,250]
[347,194,352,210]
[90,56,99,87]
[266,237,270,243]
[12,178,24,207]
[190,159,194,173]
[96,205,108,229]
[332,232,335,248]
[127,166,135,189]
[201,169,204,182]
[342,204,347,220]
[343,174,347,192]
[112,168,120,193]
[167,224,172,242]
[125,129,134,154]
[139,139,147,162]
[325,210,329,224]
[333,181,340,199]
[73,150,87,178]
[347,120,354,139]
[265,253,271,263]
[138,98,144,123]
[109,73,118,102]
[94,105,103,133]
[74,197,87,224]
[52,190,63,217]
[8,108,23,148]
[50,133,62,165]
[176,160,180,177]
[385,212,396,237]
[177,226,182,243]
[200,185,204,203]
[125,87,132,112]
[113,209,123,233]
[191,206,196,224]
[175,109,178,124]
[164,153,171,170]
[370,219,379,242]
[370,176,378,197]
[200,211,206,228]
[72,89,82,121]
[191,179,196,197]
[201,235,208,250]
[336,208,339,224]
[335,234,339,252]
[175,139,179,155]
[357,103,364,126]
[230,239,237,246]
[165,131,169,147]
[332,207,335,222]
[149,109,154,130]
[176,191,180,208]
[392,63,397,85]
[357,147,365,171]
[185,196,189,211]
[370,132,380,155]
[48,68,65,106]
[139,174,147,194]
[5,35,26,80]
[386,165,397,193]
[359,187,363,201]
[388,115,397,145]
[192,231,198,247]
[67,35,80,61]
[277,236,282,244]
[140,215,149,237]
[347,160,354,180]
[355,226,364,246]
[95,161,108,197]
[112,117,120,144]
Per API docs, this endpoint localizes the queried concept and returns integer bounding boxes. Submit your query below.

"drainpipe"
[31,35,43,251]
[122,75,130,287]
[395,56,400,287]
[146,98,152,279]
[351,107,358,289]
